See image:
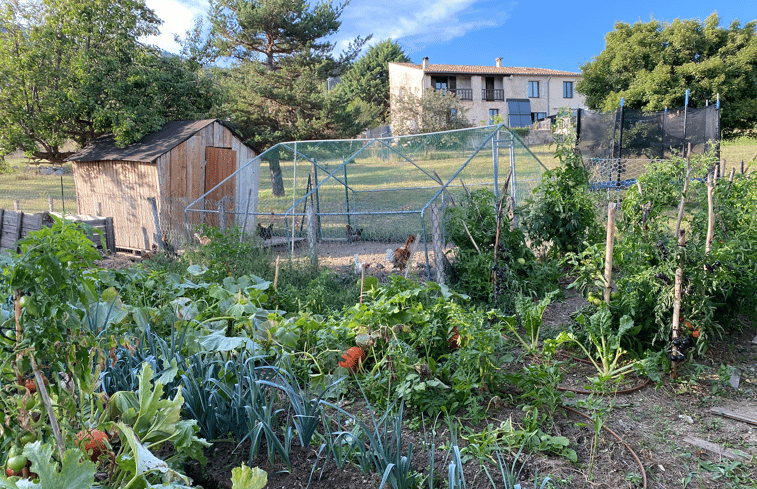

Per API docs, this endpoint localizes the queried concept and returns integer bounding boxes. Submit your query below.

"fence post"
[48,196,54,212]
[105,217,116,254]
[14,200,20,212]
[147,197,162,250]
[492,129,500,199]
[241,188,253,243]
[307,203,317,270]
[431,204,445,284]
[218,198,227,234]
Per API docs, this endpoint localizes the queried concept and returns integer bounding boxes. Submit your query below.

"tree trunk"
[267,147,286,197]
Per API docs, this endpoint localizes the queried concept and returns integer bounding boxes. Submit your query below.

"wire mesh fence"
[0,167,76,214]
[185,125,548,278]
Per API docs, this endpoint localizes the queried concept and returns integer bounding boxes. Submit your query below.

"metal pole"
[343,157,351,227]
[291,142,297,254]
[493,128,500,199]
[60,175,65,212]
[682,89,689,156]
[509,135,517,225]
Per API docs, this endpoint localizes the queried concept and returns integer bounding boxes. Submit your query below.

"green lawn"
[0,154,77,213]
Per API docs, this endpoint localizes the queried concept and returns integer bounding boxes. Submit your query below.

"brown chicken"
[386,234,415,270]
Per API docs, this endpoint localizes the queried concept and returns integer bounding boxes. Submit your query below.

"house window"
[488,109,499,125]
[506,98,531,127]
[431,76,456,93]
[563,81,573,98]
[531,112,547,123]
[528,81,539,98]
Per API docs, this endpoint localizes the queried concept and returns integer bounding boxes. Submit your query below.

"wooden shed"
[67,120,258,251]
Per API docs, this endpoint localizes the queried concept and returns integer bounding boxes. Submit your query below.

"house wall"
[72,160,161,250]
[389,63,587,130]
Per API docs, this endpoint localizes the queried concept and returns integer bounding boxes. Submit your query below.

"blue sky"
[144,0,754,73]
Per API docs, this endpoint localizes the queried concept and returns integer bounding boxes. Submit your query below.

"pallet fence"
[0,202,115,254]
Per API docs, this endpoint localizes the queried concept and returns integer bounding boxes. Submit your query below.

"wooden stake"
[671,230,686,379]
[460,220,481,254]
[274,256,280,292]
[360,266,365,304]
[675,146,692,239]
[705,174,715,255]
[603,203,616,304]
[31,355,65,460]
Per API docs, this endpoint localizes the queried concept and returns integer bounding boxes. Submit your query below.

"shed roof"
[390,62,579,77]
[67,119,252,163]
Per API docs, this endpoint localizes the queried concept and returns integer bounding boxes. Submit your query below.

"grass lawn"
[0,153,77,213]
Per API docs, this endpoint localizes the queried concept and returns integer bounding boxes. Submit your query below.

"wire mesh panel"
[186,125,547,277]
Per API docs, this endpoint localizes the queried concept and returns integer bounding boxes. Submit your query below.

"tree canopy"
[334,39,410,127]
[391,89,471,136]
[0,0,218,163]
[190,0,369,195]
[577,13,757,137]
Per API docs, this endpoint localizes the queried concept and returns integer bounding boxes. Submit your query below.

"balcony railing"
[432,88,472,100]
[482,89,504,101]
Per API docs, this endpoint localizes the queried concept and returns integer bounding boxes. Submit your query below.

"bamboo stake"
[31,355,65,459]
[603,203,617,304]
[492,169,513,306]
[671,230,686,379]
[705,174,715,254]
[459,179,483,221]
[460,220,481,254]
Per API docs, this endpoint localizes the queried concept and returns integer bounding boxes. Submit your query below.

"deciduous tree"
[0,0,217,163]
[577,13,757,137]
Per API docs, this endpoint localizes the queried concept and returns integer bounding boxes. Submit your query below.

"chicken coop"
[68,119,257,251]
[185,124,547,280]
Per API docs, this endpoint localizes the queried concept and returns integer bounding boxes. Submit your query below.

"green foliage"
[335,39,411,127]
[188,0,369,188]
[0,216,101,368]
[577,13,757,137]
[231,464,268,489]
[521,126,601,257]
[391,89,472,135]
[0,441,96,489]
[446,188,557,310]
[498,292,557,355]
[0,0,218,163]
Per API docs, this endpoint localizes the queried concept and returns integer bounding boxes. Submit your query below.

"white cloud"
[334,0,515,55]
[143,0,209,53]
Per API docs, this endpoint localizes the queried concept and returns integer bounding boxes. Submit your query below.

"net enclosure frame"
[184,124,547,280]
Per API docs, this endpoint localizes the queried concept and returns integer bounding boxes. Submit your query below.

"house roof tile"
[391,62,579,76]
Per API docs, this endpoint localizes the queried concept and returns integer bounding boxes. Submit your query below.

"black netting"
[577,105,720,159]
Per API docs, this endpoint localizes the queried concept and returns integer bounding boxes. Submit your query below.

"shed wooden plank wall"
[72,161,160,250]
[155,121,259,243]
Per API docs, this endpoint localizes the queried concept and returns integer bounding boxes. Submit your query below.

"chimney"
[495,57,502,68]
[422,57,429,69]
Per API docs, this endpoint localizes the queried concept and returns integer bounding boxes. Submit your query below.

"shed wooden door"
[205,147,236,228]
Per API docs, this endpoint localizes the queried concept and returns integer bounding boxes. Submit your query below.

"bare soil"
[99,243,757,489]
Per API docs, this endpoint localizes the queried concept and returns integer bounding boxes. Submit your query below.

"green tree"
[196,0,368,196]
[0,0,218,163]
[577,13,757,137]
[391,89,471,135]
[335,39,410,127]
